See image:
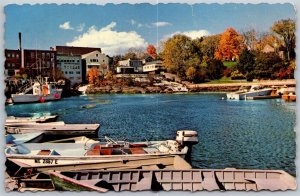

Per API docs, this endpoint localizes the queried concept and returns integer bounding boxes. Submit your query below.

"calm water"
[6,93,296,176]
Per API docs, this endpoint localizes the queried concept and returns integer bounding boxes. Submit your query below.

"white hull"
[227,88,273,100]
[11,89,62,104]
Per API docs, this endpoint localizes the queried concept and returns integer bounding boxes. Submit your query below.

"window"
[12,54,15,58]
[7,53,11,58]
[7,63,10,67]
[96,54,98,57]
[42,53,45,59]
[12,63,15,67]
[65,71,68,74]
[69,71,73,74]
[76,71,80,74]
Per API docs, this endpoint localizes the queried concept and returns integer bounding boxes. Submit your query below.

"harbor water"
[6,93,296,176]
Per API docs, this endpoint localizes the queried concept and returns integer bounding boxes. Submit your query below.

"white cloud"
[164,29,210,40]
[137,23,143,28]
[59,21,74,30]
[66,22,148,56]
[76,23,85,32]
[152,21,172,27]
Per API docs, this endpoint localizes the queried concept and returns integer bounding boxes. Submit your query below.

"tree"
[185,67,197,82]
[241,29,257,50]
[215,27,244,61]
[162,34,201,78]
[205,59,225,80]
[255,33,283,52]
[236,49,255,74]
[146,44,157,59]
[123,52,138,60]
[88,67,100,85]
[200,35,221,60]
[271,19,295,61]
[253,52,283,79]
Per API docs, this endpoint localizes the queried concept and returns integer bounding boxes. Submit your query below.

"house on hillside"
[82,50,110,75]
[143,61,165,74]
[117,59,143,74]
[262,44,284,59]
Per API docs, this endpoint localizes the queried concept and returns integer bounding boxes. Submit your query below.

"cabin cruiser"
[226,85,273,100]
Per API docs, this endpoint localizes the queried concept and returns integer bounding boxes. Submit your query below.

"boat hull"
[227,89,273,100]
[11,89,62,104]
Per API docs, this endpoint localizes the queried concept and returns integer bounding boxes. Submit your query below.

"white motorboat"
[5,130,198,174]
[226,85,273,100]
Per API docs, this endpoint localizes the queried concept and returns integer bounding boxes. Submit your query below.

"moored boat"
[227,85,273,100]
[5,123,100,138]
[282,93,296,102]
[6,133,45,145]
[6,115,58,124]
[5,131,198,176]
[49,168,296,192]
[11,77,62,104]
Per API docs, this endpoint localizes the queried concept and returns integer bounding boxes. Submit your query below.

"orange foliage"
[215,27,244,61]
[88,67,100,84]
[255,34,283,51]
[146,44,157,59]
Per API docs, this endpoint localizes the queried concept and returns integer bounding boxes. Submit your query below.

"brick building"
[4,49,21,77]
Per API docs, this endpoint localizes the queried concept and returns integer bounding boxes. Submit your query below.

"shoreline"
[84,79,296,94]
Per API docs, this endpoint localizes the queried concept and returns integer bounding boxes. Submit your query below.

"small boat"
[227,85,273,100]
[11,77,63,104]
[282,93,296,102]
[49,168,296,192]
[6,115,58,124]
[5,131,198,176]
[5,123,100,138]
[6,133,45,145]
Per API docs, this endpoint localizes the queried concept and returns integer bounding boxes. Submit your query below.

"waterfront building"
[81,50,110,76]
[56,55,82,86]
[4,49,21,77]
[143,60,165,74]
[117,59,143,74]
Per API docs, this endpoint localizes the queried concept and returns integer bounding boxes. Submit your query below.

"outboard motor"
[176,130,199,164]
[176,130,199,146]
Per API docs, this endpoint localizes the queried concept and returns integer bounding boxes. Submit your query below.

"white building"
[143,61,164,73]
[117,59,143,73]
[56,55,82,85]
[81,50,109,75]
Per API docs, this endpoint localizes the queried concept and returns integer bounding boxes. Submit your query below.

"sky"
[4,3,295,56]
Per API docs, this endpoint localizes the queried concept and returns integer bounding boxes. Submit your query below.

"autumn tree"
[271,19,296,61]
[185,67,197,82]
[88,67,100,85]
[146,44,157,59]
[215,27,244,61]
[255,33,283,52]
[200,35,221,60]
[162,34,201,78]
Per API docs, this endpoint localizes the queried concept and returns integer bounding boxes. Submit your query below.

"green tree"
[162,34,201,78]
[253,52,283,79]
[205,59,225,80]
[237,49,255,74]
[185,67,197,82]
[271,19,295,61]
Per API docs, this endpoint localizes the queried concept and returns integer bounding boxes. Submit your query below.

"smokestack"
[18,32,22,51]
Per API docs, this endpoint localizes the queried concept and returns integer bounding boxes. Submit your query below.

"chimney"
[18,32,22,51]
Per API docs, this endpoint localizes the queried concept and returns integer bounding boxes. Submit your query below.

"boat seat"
[86,145,101,156]
[37,150,51,155]
[130,148,146,154]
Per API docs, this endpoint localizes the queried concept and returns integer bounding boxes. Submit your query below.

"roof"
[55,46,101,56]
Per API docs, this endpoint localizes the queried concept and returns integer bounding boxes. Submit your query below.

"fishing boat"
[11,77,62,104]
[6,133,45,145]
[49,168,296,192]
[5,123,100,138]
[5,131,198,176]
[6,115,58,124]
[226,85,273,100]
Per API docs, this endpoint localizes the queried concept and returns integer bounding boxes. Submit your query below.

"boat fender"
[39,97,45,103]
[54,93,60,99]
